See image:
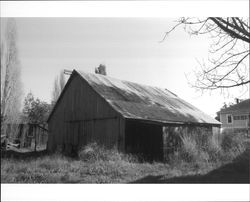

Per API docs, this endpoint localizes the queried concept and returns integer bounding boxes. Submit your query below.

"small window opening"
[227,115,232,123]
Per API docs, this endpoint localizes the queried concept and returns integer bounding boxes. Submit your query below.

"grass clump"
[178,134,208,163]
[206,133,223,162]
[169,130,247,168]
[78,142,138,163]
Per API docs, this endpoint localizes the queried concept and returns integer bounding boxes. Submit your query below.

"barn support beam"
[125,118,221,128]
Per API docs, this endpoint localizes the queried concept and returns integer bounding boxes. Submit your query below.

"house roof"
[74,70,220,125]
[220,99,250,114]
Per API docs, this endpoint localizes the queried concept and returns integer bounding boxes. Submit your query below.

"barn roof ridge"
[76,70,178,97]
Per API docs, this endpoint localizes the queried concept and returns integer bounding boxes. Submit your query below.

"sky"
[1,18,249,117]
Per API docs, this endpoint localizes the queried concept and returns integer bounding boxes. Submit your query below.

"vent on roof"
[64,69,72,75]
[235,98,243,104]
[165,89,177,97]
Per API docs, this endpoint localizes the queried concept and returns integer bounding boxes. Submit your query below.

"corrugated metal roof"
[77,70,220,125]
[220,99,250,114]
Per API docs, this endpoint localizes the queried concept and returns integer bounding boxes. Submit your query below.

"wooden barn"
[47,70,221,160]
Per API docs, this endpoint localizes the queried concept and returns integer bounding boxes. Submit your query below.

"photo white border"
[1,0,249,17]
[2,184,250,201]
[1,1,249,201]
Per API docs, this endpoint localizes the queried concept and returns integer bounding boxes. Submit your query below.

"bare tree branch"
[209,18,250,43]
[163,17,250,93]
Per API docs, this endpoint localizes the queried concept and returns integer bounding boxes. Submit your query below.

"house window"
[233,116,240,120]
[240,115,247,120]
[227,115,232,124]
[233,115,248,121]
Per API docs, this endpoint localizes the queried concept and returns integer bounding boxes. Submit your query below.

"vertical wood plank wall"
[47,74,123,152]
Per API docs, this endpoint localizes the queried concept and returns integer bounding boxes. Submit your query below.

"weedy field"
[1,132,249,183]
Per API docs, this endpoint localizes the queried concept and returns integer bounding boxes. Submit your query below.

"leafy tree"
[22,92,51,124]
[95,64,107,75]
[1,18,23,136]
[163,17,249,92]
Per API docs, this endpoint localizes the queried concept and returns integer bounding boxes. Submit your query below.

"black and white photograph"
[1,0,249,201]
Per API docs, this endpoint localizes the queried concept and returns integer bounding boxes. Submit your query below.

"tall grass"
[1,144,170,183]
[1,131,247,183]
[169,130,247,167]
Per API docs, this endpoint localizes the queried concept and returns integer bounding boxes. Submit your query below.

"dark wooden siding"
[47,74,124,153]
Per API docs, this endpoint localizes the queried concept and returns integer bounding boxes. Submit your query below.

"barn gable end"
[47,71,125,153]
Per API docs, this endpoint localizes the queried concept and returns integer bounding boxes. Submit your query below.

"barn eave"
[123,117,221,127]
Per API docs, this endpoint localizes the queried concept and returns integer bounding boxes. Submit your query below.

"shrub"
[221,132,245,152]
[78,142,138,163]
[169,129,247,166]
[220,132,246,161]
[169,133,208,168]
[178,134,199,162]
[206,133,223,162]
